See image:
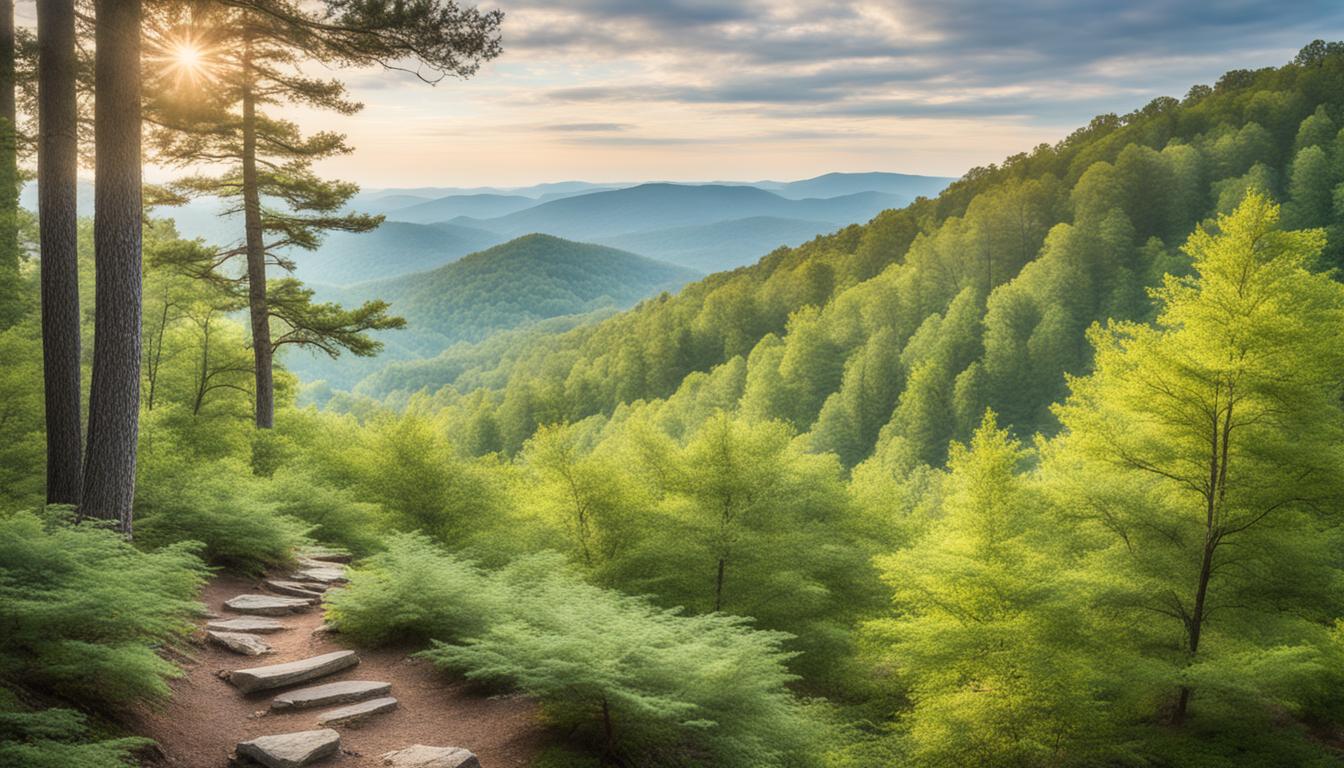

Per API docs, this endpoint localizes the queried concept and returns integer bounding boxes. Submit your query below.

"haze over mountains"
[18,171,953,391]
[297,234,698,388]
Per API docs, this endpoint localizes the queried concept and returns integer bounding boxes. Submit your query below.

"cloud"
[544,122,636,132]
[499,0,1344,121]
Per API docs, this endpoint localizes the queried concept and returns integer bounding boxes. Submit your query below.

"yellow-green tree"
[869,413,1111,766]
[1050,192,1344,727]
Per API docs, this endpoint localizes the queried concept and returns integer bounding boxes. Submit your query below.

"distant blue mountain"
[448,183,905,241]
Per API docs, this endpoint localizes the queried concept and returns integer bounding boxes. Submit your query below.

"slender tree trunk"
[82,0,142,534]
[1172,405,1232,725]
[0,0,18,327]
[713,555,726,612]
[145,291,171,411]
[37,0,82,506]
[240,31,273,429]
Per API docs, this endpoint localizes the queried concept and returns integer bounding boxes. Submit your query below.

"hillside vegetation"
[360,45,1344,468]
[289,234,697,389]
[8,41,1344,768]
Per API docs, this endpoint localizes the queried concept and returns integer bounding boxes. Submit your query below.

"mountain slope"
[289,235,697,389]
[352,45,1344,472]
[289,221,506,285]
[449,184,904,239]
[755,171,953,200]
[594,216,840,272]
[382,193,541,223]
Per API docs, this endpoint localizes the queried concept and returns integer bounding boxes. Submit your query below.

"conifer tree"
[36,0,82,506]
[0,0,18,328]
[81,0,143,533]
[147,1,500,428]
[1051,192,1344,725]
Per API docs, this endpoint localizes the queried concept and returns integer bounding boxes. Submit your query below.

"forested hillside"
[8,18,1344,768]
[359,45,1344,468]
[292,235,697,389]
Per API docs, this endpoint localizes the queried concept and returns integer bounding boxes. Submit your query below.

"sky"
[18,1,1344,188]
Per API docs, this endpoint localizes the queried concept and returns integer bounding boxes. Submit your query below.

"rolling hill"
[289,221,506,285]
[446,184,905,241]
[594,216,840,272]
[380,193,541,223]
[753,171,953,199]
[287,234,697,389]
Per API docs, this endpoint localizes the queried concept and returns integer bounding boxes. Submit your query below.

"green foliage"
[324,533,501,645]
[867,414,1116,767]
[0,510,206,708]
[0,693,147,768]
[1047,193,1344,737]
[330,536,823,766]
[135,422,308,573]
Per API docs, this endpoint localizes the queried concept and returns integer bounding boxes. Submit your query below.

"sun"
[173,43,204,72]
[150,30,220,89]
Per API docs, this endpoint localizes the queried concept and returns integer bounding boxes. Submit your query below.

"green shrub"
[323,533,504,645]
[331,536,824,766]
[0,510,206,707]
[265,469,387,556]
[422,558,823,767]
[135,456,307,573]
[0,692,147,768]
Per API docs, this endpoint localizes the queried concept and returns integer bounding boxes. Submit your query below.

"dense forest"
[4,5,1344,765]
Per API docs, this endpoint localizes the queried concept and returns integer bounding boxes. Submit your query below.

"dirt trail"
[128,573,548,767]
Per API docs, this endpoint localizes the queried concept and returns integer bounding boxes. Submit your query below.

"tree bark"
[37,0,82,506]
[0,0,18,327]
[240,29,273,429]
[82,0,142,534]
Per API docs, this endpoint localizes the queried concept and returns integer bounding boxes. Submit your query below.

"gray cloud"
[500,0,1344,124]
[544,122,636,132]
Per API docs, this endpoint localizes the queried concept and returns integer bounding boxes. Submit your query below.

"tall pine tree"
[81,0,143,533]
[37,0,82,506]
[147,0,500,428]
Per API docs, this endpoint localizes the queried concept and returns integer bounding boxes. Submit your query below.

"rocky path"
[130,549,548,768]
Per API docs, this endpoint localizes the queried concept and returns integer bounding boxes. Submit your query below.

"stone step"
[297,546,353,564]
[265,580,326,600]
[228,650,359,694]
[291,567,347,585]
[316,696,398,727]
[236,728,340,768]
[271,680,392,711]
[297,557,347,571]
[225,595,314,616]
[381,745,481,768]
[207,630,272,656]
[208,617,289,634]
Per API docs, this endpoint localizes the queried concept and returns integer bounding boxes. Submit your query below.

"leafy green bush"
[333,536,821,766]
[0,510,206,707]
[324,533,504,645]
[0,692,147,768]
[135,453,307,573]
[266,469,387,556]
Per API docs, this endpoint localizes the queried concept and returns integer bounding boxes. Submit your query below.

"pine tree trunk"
[0,0,19,327]
[240,31,273,429]
[81,0,142,534]
[37,0,82,507]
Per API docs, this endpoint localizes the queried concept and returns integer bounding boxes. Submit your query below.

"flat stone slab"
[298,547,353,564]
[236,728,340,768]
[208,617,288,634]
[317,696,398,727]
[265,580,326,600]
[225,595,314,616]
[291,566,348,585]
[229,651,359,694]
[382,745,480,768]
[207,630,272,656]
[272,680,392,711]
